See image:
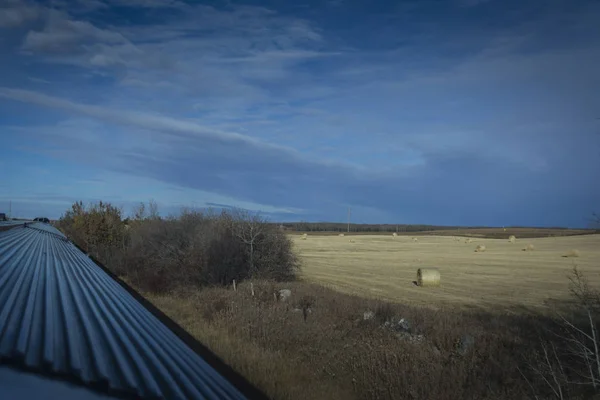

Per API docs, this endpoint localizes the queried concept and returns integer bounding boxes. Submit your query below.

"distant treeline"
[274,222,575,233]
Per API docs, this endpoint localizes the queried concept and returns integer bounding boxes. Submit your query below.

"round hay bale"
[508,235,516,243]
[412,237,418,242]
[522,244,534,251]
[465,238,473,244]
[349,239,355,243]
[301,236,307,240]
[417,268,440,287]
[562,249,580,258]
[339,233,345,237]
[474,245,486,252]
[392,232,398,237]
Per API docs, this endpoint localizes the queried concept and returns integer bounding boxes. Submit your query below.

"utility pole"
[347,206,351,233]
[9,200,11,219]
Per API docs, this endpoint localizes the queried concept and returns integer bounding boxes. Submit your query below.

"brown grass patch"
[139,280,579,400]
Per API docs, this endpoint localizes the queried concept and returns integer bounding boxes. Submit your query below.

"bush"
[57,202,299,293]
[57,201,125,252]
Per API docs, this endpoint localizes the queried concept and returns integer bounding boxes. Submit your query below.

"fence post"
[233,279,236,292]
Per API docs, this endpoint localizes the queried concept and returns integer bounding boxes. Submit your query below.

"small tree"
[148,199,160,220]
[58,201,125,258]
[228,209,265,276]
[132,202,147,221]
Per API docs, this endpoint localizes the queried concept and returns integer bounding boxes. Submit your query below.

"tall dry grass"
[141,280,588,400]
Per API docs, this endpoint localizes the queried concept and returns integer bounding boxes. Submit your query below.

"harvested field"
[293,234,600,312]
[417,227,595,239]
[287,227,595,239]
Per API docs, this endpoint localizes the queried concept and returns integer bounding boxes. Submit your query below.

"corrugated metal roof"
[0,365,123,399]
[25,222,67,238]
[0,225,249,400]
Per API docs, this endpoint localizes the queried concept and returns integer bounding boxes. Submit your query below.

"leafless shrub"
[522,267,600,399]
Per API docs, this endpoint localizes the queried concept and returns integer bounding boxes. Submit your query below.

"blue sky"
[0,0,599,227]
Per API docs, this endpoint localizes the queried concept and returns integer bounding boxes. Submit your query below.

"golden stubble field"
[292,234,600,313]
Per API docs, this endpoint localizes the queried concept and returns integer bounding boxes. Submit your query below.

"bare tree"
[133,202,146,221]
[148,199,159,220]
[523,339,566,400]
[228,209,265,276]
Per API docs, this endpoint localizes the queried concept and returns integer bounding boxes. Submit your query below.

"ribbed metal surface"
[0,226,248,400]
[0,365,123,399]
[25,222,67,238]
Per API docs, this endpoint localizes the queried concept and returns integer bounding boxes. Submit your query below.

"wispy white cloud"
[0,87,322,160]
[22,17,126,53]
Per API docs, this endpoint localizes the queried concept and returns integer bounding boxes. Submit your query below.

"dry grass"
[144,288,351,400]
[292,234,600,312]
[141,281,553,400]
